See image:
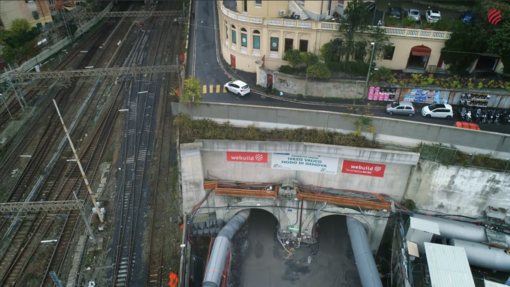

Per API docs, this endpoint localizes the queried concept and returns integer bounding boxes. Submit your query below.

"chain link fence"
[417,144,510,173]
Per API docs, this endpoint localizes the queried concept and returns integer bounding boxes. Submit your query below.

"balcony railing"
[221,4,451,40]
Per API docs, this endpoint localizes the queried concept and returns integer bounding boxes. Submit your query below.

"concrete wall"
[200,140,419,202]
[405,160,510,217]
[171,102,510,159]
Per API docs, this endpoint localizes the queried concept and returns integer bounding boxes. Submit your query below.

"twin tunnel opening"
[192,208,379,287]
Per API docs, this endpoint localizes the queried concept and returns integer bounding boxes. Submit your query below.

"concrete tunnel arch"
[207,206,383,287]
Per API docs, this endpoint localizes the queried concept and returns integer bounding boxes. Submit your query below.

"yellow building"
[218,0,499,74]
[0,0,76,30]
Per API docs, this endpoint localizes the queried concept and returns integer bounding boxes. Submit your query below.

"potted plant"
[421,21,433,30]
[402,16,417,28]
[384,16,399,27]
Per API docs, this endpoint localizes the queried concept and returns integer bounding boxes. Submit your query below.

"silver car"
[386,101,415,117]
[407,9,421,23]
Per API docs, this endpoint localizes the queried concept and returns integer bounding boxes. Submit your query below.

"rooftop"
[424,242,476,287]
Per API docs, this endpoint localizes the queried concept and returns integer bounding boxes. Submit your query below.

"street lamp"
[363,42,377,99]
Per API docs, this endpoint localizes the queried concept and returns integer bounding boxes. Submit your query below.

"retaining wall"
[171,102,510,159]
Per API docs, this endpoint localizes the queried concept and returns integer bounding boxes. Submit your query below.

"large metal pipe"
[413,214,510,245]
[448,239,510,272]
[203,210,250,287]
[346,217,383,287]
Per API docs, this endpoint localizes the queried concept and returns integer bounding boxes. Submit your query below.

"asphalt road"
[189,1,510,135]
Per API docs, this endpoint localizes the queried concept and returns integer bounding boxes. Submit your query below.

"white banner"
[271,153,339,174]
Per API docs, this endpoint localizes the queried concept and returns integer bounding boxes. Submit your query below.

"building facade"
[0,0,76,30]
[218,0,457,74]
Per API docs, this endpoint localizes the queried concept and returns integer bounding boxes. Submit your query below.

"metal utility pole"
[60,8,74,43]
[49,271,65,287]
[52,99,104,225]
[0,93,13,119]
[3,73,26,112]
[363,42,377,99]
[74,191,97,244]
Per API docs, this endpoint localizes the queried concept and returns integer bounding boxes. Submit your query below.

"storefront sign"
[271,153,339,174]
[342,160,386,177]
[227,152,268,163]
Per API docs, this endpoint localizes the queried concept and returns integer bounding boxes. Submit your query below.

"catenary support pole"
[0,94,13,119]
[74,192,97,244]
[363,42,376,99]
[52,99,104,224]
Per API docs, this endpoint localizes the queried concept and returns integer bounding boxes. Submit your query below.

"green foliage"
[368,26,393,61]
[0,19,40,64]
[180,76,202,105]
[433,18,457,31]
[306,62,331,79]
[371,66,392,83]
[11,19,30,33]
[384,16,399,26]
[174,114,379,148]
[326,61,369,76]
[283,49,303,67]
[301,52,318,67]
[402,16,417,27]
[488,22,510,74]
[340,0,371,62]
[278,65,306,75]
[442,20,488,75]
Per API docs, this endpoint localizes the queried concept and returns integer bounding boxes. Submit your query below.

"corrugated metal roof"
[410,217,440,235]
[485,280,508,287]
[424,243,475,287]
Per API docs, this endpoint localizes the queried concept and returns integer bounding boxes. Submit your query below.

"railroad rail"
[8,65,179,81]
[0,201,83,212]
[75,10,183,18]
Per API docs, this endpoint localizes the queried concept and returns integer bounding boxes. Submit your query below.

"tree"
[339,0,370,61]
[282,49,303,67]
[488,22,510,73]
[442,20,488,74]
[306,62,331,79]
[11,19,30,34]
[301,52,318,67]
[180,76,202,105]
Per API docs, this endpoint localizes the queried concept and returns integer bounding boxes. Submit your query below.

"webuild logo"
[227,152,268,163]
[488,9,502,25]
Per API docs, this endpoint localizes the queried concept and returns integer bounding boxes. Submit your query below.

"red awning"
[411,46,431,57]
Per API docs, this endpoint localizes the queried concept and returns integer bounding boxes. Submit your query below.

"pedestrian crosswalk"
[203,85,227,94]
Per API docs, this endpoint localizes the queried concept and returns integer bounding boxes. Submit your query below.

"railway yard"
[0,1,184,286]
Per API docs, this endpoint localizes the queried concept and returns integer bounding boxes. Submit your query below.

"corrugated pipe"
[203,210,250,287]
[346,217,383,287]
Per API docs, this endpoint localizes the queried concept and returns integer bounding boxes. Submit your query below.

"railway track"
[145,14,183,287]
[0,9,139,285]
[111,1,182,286]
[0,26,108,129]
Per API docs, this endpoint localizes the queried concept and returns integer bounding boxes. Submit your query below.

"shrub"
[301,52,318,67]
[306,62,331,79]
[371,66,392,82]
[402,16,417,27]
[174,114,379,148]
[283,49,303,67]
[384,16,399,26]
[326,61,369,76]
[434,18,457,31]
[279,65,295,74]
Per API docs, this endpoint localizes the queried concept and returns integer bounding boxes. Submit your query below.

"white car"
[425,10,441,23]
[224,80,250,96]
[421,103,453,119]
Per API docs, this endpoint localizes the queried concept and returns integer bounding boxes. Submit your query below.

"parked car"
[407,9,421,23]
[389,7,402,19]
[421,103,453,119]
[224,80,251,96]
[386,101,415,117]
[425,10,441,23]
